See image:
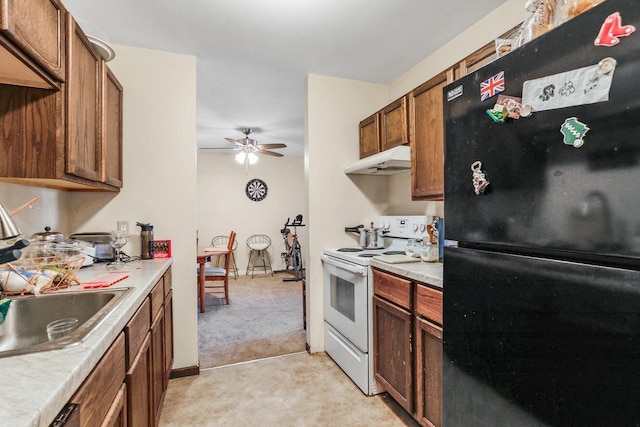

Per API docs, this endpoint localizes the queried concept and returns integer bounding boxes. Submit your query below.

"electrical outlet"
[117,220,129,235]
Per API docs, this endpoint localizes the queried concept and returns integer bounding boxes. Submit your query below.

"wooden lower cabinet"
[151,306,166,424]
[126,333,152,427]
[70,333,126,427]
[373,295,413,412]
[59,267,173,427]
[164,290,174,387]
[373,268,443,426]
[415,316,443,427]
[101,384,127,427]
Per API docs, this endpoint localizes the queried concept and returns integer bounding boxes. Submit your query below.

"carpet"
[198,272,306,368]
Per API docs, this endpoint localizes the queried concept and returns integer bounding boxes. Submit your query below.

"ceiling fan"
[201,128,287,171]
[225,127,286,157]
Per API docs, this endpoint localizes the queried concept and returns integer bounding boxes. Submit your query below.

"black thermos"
[137,222,154,259]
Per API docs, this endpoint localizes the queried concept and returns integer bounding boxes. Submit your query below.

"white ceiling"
[62,0,507,157]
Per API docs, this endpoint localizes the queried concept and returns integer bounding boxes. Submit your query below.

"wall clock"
[245,178,268,201]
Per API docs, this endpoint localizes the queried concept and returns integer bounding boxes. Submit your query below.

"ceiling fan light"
[248,152,259,164]
[235,151,247,164]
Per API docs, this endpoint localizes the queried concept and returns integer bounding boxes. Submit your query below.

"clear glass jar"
[420,240,439,262]
[405,239,421,257]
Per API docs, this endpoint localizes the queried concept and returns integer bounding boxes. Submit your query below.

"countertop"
[1,258,172,427]
[370,259,443,288]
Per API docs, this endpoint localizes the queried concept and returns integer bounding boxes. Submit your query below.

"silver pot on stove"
[345,222,385,249]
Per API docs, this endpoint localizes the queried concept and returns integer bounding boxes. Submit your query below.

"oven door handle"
[321,254,368,276]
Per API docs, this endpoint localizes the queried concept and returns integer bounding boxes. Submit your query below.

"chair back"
[246,234,271,250]
[211,235,238,251]
[224,231,236,271]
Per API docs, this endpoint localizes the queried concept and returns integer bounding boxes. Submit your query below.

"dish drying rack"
[0,255,85,295]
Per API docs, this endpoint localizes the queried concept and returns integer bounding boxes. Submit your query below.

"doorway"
[197,272,306,368]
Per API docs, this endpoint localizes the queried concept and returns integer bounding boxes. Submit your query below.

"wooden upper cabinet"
[409,70,452,200]
[359,113,380,159]
[0,0,65,87]
[456,25,521,80]
[381,96,408,151]
[65,15,101,182]
[456,41,496,80]
[102,65,123,187]
[0,12,122,191]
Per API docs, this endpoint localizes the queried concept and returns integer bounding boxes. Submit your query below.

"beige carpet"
[198,272,306,368]
[160,352,418,426]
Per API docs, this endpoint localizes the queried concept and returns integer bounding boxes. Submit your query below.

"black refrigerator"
[443,1,640,425]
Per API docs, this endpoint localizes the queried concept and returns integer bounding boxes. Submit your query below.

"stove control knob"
[419,224,426,232]
[413,223,419,232]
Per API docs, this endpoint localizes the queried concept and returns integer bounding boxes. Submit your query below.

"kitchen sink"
[0,288,132,358]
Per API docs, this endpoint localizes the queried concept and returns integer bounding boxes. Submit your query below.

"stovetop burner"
[337,247,363,252]
[383,250,405,255]
[358,253,377,258]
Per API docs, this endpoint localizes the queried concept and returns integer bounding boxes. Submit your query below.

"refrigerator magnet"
[480,71,505,101]
[522,61,614,112]
[497,95,523,119]
[447,85,463,101]
[471,161,490,195]
[560,117,589,148]
[595,12,636,47]
[486,104,508,122]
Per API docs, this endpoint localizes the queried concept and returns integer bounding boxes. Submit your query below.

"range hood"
[344,145,411,175]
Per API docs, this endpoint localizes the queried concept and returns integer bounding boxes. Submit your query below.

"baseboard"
[305,342,310,354]
[169,365,200,379]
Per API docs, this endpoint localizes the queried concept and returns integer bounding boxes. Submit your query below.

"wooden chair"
[199,231,236,306]
[211,235,239,279]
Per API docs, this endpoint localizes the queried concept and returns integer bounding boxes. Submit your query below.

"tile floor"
[159,352,418,426]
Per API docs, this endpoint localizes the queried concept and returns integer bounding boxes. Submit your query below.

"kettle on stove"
[345,222,385,249]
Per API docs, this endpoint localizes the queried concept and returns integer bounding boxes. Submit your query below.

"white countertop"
[370,259,443,288]
[1,258,172,427]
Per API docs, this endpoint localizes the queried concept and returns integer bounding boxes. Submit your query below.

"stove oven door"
[321,254,370,352]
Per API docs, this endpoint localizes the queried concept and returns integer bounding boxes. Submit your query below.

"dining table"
[197,246,229,313]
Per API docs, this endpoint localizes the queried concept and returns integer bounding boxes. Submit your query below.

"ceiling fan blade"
[225,137,245,146]
[257,143,287,149]
[259,150,284,157]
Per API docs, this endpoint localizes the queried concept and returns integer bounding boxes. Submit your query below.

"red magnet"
[595,12,636,47]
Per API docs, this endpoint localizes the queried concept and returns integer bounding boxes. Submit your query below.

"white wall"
[306,74,389,351]
[196,152,306,274]
[305,1,528,351]
[0,184,70,238]
[388,0,529,99]
[67,45,198,369]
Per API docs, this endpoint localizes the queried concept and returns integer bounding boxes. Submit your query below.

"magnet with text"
[480,71,505,102]
[447,85,464,101]
[471,161,490,195]
[560,117,589,148]
[595,12,636,47]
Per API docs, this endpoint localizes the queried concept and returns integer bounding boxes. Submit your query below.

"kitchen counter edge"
[370,259,443,289]
[1,258,173,427]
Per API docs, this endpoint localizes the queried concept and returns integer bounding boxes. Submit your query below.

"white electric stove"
[321,215,431,395]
